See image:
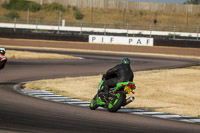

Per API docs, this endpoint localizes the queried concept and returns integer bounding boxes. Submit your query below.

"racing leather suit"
[101,63,134,97]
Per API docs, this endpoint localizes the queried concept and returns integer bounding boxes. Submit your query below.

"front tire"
[108,92,125,112]
[90,94,98,110]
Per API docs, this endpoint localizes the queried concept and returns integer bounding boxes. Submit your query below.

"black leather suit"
[102,63,134,97]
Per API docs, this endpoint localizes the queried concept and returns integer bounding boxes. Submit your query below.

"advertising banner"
[89,35,154,46]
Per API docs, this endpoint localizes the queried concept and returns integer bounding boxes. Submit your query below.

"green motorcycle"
[90,79,136,112]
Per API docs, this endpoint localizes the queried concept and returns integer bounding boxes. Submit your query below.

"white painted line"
[130,112,151,115]
[34,95,64,97]
[179,119,195,123]
[119,108,145,112]
[45,97,69,100]
[27,93,54,95]
[130,111,165,115]
[21,89,50,93]
[77,104,91,107]
[71,102,90,104]
[50,99,70,102]
[152,114,182,119]
[47,98,77,101]
[140,112,165,115]
[189,119,200,123]
[64,101,88,104]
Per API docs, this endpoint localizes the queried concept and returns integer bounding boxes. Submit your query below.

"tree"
[184,0,200,5]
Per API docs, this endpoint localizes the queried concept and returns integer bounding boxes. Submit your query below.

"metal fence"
[0,0,200,13]
[0,16,199,32]
[0,17,199,41]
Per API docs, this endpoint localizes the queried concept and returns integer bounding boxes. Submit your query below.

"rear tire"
[108,92,125,112]
[121,96,127,106]
[90,94,98,110]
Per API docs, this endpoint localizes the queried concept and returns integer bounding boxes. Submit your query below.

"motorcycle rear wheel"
[90,94,98,110]
[108,92,125,112]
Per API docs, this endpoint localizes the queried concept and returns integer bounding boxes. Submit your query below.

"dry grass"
[25,66,200,117]
[6,50,78,59]
[25,75,101,101]
[129,66,200,117]
[1,4,200,31]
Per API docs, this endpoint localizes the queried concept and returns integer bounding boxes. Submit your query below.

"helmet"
[121,58,130,64]
[0,48,5,55]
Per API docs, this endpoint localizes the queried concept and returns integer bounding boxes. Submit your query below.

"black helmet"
[121,58,130,64]
[0,48,5,55]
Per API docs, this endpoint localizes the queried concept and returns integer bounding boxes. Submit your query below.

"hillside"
[0,3,199,33]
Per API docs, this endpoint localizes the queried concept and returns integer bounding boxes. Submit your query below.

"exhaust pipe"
[124,96,135,106]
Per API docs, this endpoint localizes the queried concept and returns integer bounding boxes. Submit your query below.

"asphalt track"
[0,47,200,133]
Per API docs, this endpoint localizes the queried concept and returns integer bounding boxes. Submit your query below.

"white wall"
[0,22,198,38]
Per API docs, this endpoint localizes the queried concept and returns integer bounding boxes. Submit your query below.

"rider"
[0,48,7,70]
[100,57,134,100]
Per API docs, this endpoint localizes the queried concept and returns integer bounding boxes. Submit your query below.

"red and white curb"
[14,83,200,125]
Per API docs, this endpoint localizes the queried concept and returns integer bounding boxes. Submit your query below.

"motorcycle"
[0,56,7,70]
[0,48,7,70]
[90,79,136,112]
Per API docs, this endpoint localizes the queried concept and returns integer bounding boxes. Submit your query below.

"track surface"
[0,40,200,132]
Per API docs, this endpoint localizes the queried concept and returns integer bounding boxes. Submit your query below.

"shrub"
[2,0,41,12]
[74,10,84,20]
[72,6,78,11]
[65,5,71,13]
[2,1,9,9]
[139,11,144,16]
[42,3,65,12]
[67,5,71,9]
[2,0,26,10]
[28,2,41,12]
[5,10,20,19]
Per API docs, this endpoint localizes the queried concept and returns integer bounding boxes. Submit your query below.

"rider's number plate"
[124,86,132,94]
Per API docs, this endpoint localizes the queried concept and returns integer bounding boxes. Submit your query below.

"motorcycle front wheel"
[108,92,125,112]
[90,94,98,110]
